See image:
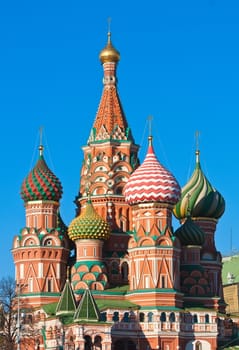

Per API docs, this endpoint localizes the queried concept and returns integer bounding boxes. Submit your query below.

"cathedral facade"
[12,32,232,350]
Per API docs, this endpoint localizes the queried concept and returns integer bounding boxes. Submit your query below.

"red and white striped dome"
[124,137,181,205]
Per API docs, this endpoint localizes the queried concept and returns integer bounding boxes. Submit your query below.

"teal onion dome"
[174,216,205,246]
[68,200,111,241]
[20,145,63,202]
[173,150,225,220]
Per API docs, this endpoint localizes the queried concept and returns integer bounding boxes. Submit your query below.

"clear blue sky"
[0,0,238,279]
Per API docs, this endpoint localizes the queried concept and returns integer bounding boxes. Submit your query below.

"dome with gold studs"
[68,200,111,241]
[99,32,120,64]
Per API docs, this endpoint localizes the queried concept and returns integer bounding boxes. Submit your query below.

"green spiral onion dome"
[68,200,111,241]
[173,151,225,220]
[174,216,205,246]
[20,146,63,202]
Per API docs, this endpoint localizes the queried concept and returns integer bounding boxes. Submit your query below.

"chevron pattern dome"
[124,137,181,205]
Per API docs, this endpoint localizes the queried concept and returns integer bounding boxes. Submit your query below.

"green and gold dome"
[173,150,225,220]
[68,200,111,241]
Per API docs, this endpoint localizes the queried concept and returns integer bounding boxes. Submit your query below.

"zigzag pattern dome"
[124,137,181,205]
[68,200,111,241]
[173,151,225,220]
[21,147,62,202]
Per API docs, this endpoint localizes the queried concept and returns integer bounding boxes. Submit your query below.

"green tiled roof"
[74,289,100,322]
[56,279,76,315]
[222,255,239,285]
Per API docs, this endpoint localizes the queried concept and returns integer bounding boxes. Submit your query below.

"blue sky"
[0,0,238,279]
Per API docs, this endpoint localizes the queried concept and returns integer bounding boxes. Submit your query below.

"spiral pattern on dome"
[21,154,62,202]
[173,151,225,220]
[68,200,111,241]
[124,137,181,205]
[174,217,205,246]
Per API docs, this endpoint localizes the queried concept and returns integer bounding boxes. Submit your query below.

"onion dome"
[173,150,225,220]
[20,145,62,202]
[124,136,181,205]
[99,32,120,64]
[174,216,205,246]
[68,199,111,241]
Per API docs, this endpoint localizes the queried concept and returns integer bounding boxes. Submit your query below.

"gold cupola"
[99,32,120,64]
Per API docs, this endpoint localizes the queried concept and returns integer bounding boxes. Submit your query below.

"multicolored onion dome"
[173,150,225,220]
[99,32,120,64]
[68,200,111,241]
[20,145,62,202]
[124,137,181,205]
[174,216,205,246]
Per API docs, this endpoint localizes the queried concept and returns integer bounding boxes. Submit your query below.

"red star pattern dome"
[124,137,181,205]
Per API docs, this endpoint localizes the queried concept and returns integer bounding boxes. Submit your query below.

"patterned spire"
[88,32,134,143]
[124,137,181,205]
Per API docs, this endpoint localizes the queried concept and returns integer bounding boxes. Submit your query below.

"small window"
[169,312,175,323]
[160,312,166,322]
[139,312,145,322]
[113,312,119,322]
[205,314,210,323]
[193,314,198,323]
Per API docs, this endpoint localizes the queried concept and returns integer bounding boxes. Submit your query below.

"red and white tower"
[12,144,70,307]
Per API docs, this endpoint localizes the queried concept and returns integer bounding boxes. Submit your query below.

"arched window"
[121,262,129,281]
[94,335,102,350]
[100,312,107,321]
[112,311,119,322]
[139,312,145,322]
[148,312,153,322]
[205,314,210,323]
[123,312,129,322]
[195,341,202,350]
[84,335,93,350]
[160,312,166,322]
[193,314,198,323]
[169,312,175,323]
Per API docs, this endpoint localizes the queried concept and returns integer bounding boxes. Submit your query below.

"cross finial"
[195,130,200,163]
[195,130,200,151]
[39,126,44,156]
[107,17,111,33]
[148,115,153,136]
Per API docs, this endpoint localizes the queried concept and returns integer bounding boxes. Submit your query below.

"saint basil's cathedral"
[11,32,232,350]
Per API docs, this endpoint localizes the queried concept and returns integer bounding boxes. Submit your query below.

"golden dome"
[99,32,120,64]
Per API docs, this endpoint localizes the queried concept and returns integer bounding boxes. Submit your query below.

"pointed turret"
[56,277,76,316]
[88,32,133,143]
[74,289,100,322]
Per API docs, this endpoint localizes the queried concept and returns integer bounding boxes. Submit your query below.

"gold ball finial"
[99,28,120,64]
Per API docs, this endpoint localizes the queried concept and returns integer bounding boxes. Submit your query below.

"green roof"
[95,298,138,311]
[74,289,100,322]
[56,279,76,315]
[222,255,239,285]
